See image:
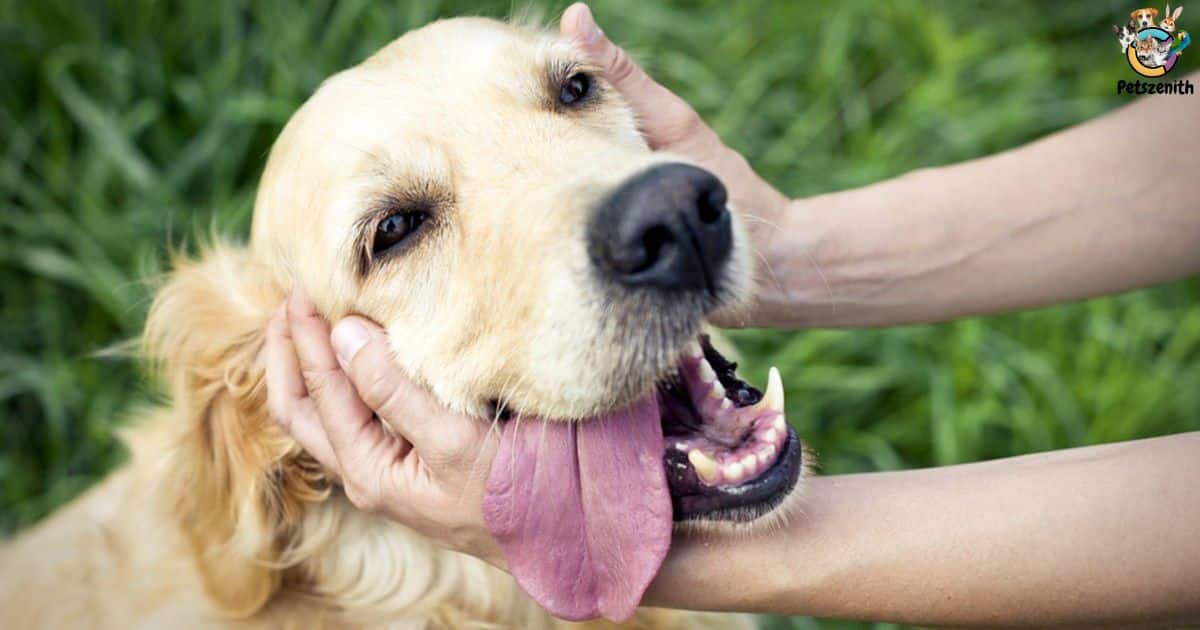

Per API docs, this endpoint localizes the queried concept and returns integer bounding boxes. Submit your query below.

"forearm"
[646,433,1200,626]
[754,77,1200,328]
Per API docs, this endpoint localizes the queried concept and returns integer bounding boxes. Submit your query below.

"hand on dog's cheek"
[266,291,505,569]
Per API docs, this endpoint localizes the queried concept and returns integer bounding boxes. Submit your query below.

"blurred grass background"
[1,1,1197,628]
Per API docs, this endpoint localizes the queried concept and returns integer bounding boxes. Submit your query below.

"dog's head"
[253,17,750,422]
[145,17,802,620]
[1132,7,1161,28]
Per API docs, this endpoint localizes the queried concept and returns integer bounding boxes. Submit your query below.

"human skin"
[266,3,1200,626]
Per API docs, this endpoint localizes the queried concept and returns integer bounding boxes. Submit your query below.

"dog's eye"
[559,72,592,106]
[373,211,428,255]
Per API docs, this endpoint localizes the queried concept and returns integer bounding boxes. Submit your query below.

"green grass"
[2,1,1197,628]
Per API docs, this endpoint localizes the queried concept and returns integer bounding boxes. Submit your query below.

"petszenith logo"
[1113,5,1191,91]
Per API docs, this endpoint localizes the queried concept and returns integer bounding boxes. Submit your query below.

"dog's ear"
[143,243,327,617]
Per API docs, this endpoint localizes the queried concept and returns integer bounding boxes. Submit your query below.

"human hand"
[265,291,502,566]
[561,3,793,328]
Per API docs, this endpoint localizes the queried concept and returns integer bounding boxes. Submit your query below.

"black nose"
[588,163,732,293]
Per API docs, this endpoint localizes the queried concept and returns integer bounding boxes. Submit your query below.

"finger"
[264,303,341,474]
[331,316,468,458]
[265,303,307,426]
[560,3,705,150]
[287,290,409,486]
[285,398,342,480]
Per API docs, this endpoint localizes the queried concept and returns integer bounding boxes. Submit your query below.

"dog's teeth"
[724,462,745,482]
[709,379,726,399]
[773,415,787,432]
[720,398,732,410]
[688,450,719,484]
[757,444,776,464]
[684,340,703,359]
[698,359,717,383]
[740,454,758,475]
[752,366,784,413]
[762,428,778,445]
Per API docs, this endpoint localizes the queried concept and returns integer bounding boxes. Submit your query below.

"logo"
[1114,5,1190,77]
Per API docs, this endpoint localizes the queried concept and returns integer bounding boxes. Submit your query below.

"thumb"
[331,316,460,456]
[560,2,706,151]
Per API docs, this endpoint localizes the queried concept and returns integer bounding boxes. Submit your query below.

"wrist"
[751,171,941,329]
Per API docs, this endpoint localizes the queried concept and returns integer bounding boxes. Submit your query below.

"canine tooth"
[684,340,703,359]
[698,359,717,383]
[773,415,787,432]
[720,398,732,410]
[753,366,784,412]
[740,454,758,473]
[724,462,745,482]
[709,380,726,399]
[688,450,719,484]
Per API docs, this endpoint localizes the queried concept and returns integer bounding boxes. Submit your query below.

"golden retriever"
[0,17,802,628]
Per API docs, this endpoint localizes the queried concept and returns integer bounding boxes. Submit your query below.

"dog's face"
[249,17,802,528]
[252,18,747,420]
[1132,7,1160,28]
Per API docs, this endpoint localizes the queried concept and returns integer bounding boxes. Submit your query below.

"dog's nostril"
[634,225,675,274]
[697,188,726,225]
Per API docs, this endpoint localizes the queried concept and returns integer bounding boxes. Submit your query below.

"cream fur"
[1,17,762,629]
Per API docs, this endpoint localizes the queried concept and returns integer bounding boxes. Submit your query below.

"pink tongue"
[482,394,672,622]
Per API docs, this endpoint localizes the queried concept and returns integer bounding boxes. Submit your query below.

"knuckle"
[606,47,639,86]
[301,367,339,397]
[268,406,291,429]
[343,481,380,514]
[357,364,397,412]
[660,107,707,148]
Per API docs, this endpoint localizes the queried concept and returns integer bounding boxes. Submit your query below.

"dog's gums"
[659,335,802,521]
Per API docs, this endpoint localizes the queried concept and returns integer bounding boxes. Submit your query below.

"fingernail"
[331,319,369,368]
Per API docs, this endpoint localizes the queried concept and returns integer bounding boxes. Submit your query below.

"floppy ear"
[143,242,328,617]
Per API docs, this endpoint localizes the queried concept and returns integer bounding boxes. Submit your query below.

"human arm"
[756,83,1200,328]
[648,432,1200,627]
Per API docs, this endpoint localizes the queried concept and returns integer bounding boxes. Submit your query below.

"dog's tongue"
[482,394,671,622]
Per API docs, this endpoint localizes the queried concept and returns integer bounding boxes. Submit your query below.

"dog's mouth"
[481,336,803,622]
[657,335,802,522]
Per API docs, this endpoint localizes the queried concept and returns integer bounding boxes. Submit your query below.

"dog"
[1114,24,1139,51]
[1131,7,1161,29]
[0,17,804,629]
